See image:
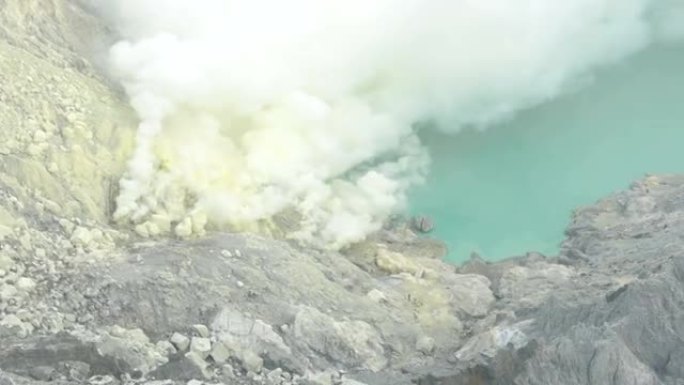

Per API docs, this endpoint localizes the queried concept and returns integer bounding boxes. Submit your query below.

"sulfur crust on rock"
[374,247,422,276]
[0,1,136,225]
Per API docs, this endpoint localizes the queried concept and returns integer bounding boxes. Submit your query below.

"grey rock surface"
[4,173,684,385]
[0,1,683,384]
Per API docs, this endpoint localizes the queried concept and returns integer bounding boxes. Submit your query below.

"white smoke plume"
[98,0,683,248]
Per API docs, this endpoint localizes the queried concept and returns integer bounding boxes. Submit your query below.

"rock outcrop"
[4,173,684,385]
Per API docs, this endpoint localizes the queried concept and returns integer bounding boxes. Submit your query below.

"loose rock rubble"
[5,170,684,385]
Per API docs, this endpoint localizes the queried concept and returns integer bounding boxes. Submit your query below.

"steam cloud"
[100,0,684,248]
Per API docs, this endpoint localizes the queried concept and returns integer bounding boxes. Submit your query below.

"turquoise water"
[409,43,684,262]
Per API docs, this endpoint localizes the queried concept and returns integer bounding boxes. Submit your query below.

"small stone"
[190,337,212,358]
[0,255,13,271]
[366,289,387,303]
[209,342,231,364]
[18,233,31,250]
[184,351,211,379]
[42,313,64,334]
[171,332,191,351]
[220,250,232,258]
[90,228,104,241]
[77,313,94,324]
[71,227,93,247]
[267,368,283,384]
[88,375,118,385]
[0,314,32,338]
[58,361,91,382]
[0,371,14,385]
[234,249,242,258]
[416,336,435,354]
[187,380,202,385]
[218,364,235,382]
[134,223,153,237]
[0,285,17,300]
[83,287,100,298]
[156,340,177,356]
[29,366,56,381]
[192,324,210,338]
[174,218,193,238]
[33,130,48,142]
[150,351,210,381]
[241,350,264,373]
[411,215,434,233]
[237,281,245,288]
[59,219,75,233]
[305,371,334,385]
[15,309,30,321]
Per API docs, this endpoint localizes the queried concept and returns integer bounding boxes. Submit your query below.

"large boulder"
[293,307,387,372]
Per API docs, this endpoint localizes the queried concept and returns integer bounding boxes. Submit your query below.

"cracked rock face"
[1,1,684,385]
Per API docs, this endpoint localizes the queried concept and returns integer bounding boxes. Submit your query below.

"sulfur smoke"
[99,0,684,248]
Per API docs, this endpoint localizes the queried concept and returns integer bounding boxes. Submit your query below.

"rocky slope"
[1,1,684,385]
